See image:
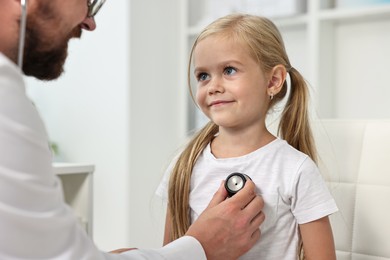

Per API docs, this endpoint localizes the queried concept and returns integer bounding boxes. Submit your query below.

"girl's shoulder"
[271,138,316,168]
[271,138,307,156]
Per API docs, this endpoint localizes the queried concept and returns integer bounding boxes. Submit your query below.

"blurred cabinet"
[53,163,94,237]
[179,0,390,133]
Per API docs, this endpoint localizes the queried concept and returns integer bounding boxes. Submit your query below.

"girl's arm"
[163,207,173,246]
[299,216,336,260]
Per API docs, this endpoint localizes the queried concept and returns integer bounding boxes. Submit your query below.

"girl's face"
[193,35,271,131]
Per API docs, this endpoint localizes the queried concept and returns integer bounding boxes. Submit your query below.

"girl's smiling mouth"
[209,100,234,107]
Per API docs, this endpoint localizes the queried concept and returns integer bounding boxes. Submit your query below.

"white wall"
[334,19,390,118]
[27,0,184,251]
[27,0,132,251]
[127,0,184,249]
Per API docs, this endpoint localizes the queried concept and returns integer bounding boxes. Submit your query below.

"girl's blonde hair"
[168,14,315,259]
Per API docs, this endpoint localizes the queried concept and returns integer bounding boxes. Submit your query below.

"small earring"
[269,93,274,100]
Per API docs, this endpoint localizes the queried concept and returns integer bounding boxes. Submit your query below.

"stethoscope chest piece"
[225,172,252,197]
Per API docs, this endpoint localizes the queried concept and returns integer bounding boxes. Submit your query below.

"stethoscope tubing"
[18,0,28,69]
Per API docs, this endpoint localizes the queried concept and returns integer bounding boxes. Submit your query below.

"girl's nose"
[80,17,97,31]
[208,78,224,95]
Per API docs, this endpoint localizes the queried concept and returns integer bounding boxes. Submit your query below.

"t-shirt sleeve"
[155,154,180,202]
[291,157,338,224]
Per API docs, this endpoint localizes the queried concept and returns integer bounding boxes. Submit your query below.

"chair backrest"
[313,119,390,260]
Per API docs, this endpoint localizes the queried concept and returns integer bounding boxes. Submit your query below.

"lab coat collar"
[0,52,26,93]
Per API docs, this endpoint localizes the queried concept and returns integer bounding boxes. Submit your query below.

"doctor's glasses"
[87,0,106,18]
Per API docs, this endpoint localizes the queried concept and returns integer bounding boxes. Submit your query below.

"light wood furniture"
[53,163,94,237]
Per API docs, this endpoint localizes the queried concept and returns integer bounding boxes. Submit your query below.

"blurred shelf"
[319,4,390,22]
[53,162,94,237]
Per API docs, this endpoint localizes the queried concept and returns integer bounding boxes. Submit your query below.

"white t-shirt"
[157,138,338,260]
[0,52,206,260]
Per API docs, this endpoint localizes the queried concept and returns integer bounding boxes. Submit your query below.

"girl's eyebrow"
[221,59,244,66]
[194,60,244,74]
[193,67,206,75]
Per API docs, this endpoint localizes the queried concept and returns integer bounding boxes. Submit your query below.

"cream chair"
[313,120,390,260]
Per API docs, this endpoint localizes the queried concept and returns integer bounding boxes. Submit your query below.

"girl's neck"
[210,124,276,158]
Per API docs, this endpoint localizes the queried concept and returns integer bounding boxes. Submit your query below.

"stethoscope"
[18,0,28,69]
[225,172,252,197]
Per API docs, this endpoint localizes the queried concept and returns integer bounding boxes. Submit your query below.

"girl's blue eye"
[224,66,237,75]
[197,73,209,82]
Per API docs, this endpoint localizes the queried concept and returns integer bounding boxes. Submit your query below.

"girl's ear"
[267,65,287,96]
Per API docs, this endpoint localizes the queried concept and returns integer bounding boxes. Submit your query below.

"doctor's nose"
[82,0,106,31]
[80,17,97,31]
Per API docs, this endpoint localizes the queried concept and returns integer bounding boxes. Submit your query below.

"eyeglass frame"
[87,0,106,18]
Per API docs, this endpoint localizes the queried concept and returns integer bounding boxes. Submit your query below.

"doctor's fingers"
[239,214,263,253]
[249,226,261,248]
[242,193,264,218]
[229,180,257,208]
[206,181,228,209]
[250,209,265,229]
[246,210,264,248]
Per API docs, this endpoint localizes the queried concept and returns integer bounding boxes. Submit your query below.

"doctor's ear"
[267,65,287,96]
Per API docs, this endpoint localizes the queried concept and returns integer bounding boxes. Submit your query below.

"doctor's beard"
[21,7,82,80]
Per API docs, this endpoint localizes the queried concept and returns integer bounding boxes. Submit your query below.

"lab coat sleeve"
[0,53,206,260]
[0,52,105,259]
[103,236,206,260]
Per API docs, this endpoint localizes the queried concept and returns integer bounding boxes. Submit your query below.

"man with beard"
[0,0,265,259]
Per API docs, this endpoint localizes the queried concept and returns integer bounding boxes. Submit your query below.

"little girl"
[156,14,338,259]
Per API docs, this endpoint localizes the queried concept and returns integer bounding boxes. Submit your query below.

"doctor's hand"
[109,248,137,254]
[186,180,264,260]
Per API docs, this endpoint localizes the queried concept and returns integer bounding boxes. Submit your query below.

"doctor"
[0,0,265,259]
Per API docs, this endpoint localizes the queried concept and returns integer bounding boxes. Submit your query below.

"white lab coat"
[0,53,206,260]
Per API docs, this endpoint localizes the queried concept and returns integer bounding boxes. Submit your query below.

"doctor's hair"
[168,14,315,259]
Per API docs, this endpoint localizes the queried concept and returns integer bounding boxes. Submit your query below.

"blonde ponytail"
[278,67,317,163]
[168,122,218,240]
